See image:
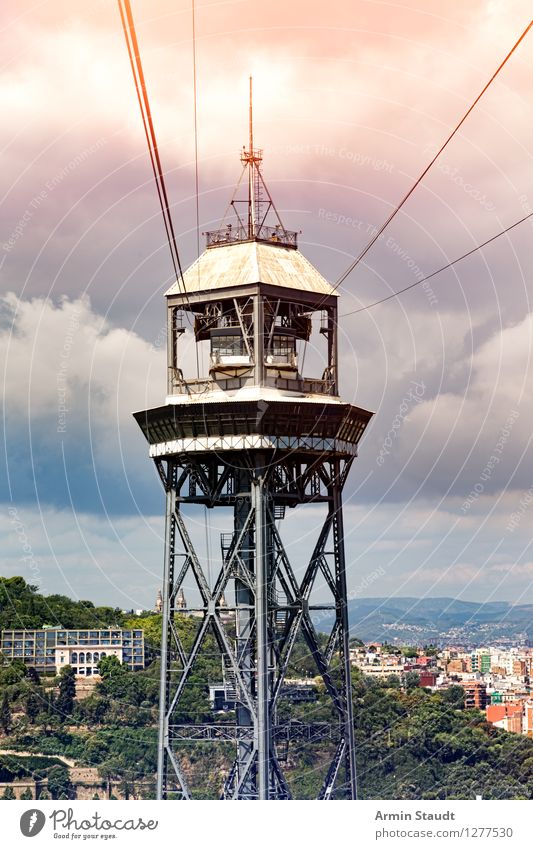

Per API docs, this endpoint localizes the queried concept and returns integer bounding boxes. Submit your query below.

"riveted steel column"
[234,469,255,797]
[332,457,357,799]
[157,462,175,799]
[253,293,265,386]
[253,474,270,799]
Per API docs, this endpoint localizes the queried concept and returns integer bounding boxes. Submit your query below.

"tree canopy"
[0,577,124,630]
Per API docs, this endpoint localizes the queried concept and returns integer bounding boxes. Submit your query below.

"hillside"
[0,576,125,630]
[314,597,533,645]
[1,578,533,799]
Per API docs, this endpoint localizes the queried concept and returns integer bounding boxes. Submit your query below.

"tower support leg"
[157,466,174,799]
[253,474,270,799]
[332,458,357,799]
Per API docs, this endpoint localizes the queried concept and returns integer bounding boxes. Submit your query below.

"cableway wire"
[340,210,533,316]
[118,0,191,313]
[331,18,533,295]
[190,0,213,587]
[191,0,202,379]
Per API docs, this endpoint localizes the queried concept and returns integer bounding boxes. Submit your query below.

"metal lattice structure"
[134,85,373,799]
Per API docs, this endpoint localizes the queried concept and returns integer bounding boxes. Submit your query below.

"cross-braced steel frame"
[154,448,357,800]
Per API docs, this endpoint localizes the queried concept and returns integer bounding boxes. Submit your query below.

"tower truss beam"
[153,449,361,799]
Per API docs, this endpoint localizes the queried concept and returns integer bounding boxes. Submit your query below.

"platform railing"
[205,223,298,249]
[169,370,335,397]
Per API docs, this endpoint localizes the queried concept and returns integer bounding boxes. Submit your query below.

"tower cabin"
[137,83,370,470]
[165,227,339,400]
[164,93,338,405]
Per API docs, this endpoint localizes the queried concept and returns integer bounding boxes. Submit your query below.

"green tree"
[404,671,420,690]
[402,646,419,659]
[0,663,25,686]
[20,787,33,800]
[26,692,40,724]
[47,765,71,800]
[97,656,124,678]
[98,761,120,799]
[1,786,15,800]
[56,666,76,718]
[0,692,11,735]
[119,776,133,800]
[26,666,41,685]
[36,692,61,736]
[442,685,465,709]
[77,694,110,726]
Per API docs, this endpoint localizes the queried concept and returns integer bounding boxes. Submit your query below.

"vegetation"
[56,666,76,719]
[0,576,124,630]
[1,578,533,799]
[0,754,68,782]
[47,764,72,800]
[0,692,11,735]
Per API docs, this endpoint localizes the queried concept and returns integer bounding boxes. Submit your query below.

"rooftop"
[164,240,337,298]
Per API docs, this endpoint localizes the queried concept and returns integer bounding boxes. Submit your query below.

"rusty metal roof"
[164,241,336,297]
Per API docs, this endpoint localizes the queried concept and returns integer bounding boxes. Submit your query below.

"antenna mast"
[241,75,262,239]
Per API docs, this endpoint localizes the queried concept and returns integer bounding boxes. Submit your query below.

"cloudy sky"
[1,0,533,612]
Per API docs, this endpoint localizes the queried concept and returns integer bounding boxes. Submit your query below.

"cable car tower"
[134,80,373,800]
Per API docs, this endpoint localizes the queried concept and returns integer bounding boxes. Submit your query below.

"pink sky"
[2,1,533,608]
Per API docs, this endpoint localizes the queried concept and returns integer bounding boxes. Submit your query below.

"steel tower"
[134,84,373,800]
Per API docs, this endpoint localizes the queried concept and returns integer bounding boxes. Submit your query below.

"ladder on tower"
[222,655,238,704]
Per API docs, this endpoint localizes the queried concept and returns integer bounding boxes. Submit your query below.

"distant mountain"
[313,597,533,646]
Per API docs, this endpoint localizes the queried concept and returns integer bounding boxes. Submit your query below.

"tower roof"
[165,240,337,298]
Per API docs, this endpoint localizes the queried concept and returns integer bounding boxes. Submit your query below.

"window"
[72,652,78,663]
[79,652,85,663]
[270,335,296,359]
[211,335,245,358]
